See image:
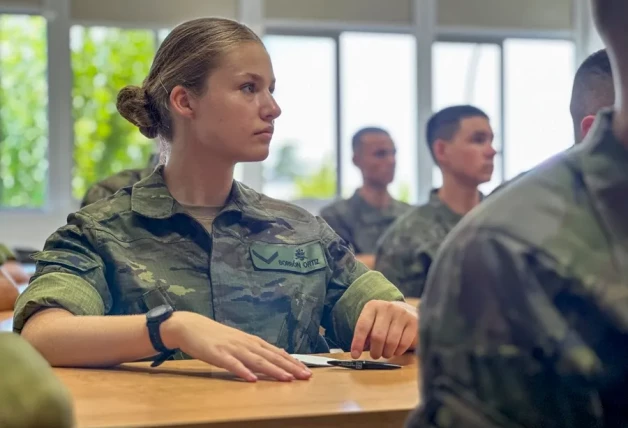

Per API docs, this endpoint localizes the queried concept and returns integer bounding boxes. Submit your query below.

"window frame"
[436,33,577,185]
[0,0,586,250]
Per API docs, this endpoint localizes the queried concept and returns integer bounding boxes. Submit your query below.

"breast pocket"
[210,240,329,353]
[104,238,212,317]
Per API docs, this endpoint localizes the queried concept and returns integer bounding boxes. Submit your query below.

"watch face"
[148,305,171,319]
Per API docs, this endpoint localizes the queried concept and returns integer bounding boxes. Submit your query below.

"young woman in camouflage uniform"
[15,17,417,382]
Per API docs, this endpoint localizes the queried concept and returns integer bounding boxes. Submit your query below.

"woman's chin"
[237,147,270,163]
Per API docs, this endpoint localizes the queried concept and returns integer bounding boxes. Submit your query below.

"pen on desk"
[327,360,402,370]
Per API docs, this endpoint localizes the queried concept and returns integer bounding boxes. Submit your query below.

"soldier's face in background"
[353,132,397,187]
[184,41,282,164]
[437,116,496,186]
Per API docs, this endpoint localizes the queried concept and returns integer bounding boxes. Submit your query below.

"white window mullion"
[413,0,436,203]
[237,0,266,192]
[43,0,74,212]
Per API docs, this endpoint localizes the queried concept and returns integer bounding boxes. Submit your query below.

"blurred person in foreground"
[408,0,628,425]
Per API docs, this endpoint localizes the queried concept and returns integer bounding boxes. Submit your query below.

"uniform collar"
[131,166,276,223]
[427,188,485,221]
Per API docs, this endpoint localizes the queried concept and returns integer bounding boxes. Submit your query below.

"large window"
[0,15,48,208]
[433,38,575,193]
[433,42,502,193]
[340,32,418,203]
[263,35,337,201]
[504,39,575,179]
[71,26,158,200]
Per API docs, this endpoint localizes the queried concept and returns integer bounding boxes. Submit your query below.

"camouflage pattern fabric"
[0,243,14,265]
[14,167,404,355]
[0,333,73,428]
[80,167,155,208]
[375,190,464,298]
[407,109,628,427]
[320,191,411,254]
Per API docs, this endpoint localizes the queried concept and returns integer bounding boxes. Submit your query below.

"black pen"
[327,360,402,370]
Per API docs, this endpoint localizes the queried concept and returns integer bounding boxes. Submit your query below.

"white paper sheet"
[291,354,338,367]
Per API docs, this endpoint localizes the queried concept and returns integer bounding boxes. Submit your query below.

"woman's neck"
[163,142,235,207]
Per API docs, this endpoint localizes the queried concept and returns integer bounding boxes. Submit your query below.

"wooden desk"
[54,352,419,428]
[0,310,12,332]
[406,297,420,308]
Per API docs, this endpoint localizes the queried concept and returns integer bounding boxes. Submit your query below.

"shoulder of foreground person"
[0,333,73,428]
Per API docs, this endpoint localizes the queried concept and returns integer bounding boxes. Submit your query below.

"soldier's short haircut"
[352,127,390,153]
[425,105,489,162]
[569,49,614,143]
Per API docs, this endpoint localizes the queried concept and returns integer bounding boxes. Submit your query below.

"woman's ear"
[169,86,194,119]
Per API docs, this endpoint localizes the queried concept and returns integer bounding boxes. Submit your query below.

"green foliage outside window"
[71,26,157,200]
[0,15,48,207]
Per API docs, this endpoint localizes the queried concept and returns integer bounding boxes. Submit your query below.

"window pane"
[504,39,575,179]
[432,42,502,192]
[0,15,48,208]
[71,26,157,200]
[340,32,418,203]
[263,35,337,200]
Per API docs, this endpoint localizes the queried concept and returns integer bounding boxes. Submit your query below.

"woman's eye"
[242,83,255,93]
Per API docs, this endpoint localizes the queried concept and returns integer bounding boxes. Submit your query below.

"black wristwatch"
[146,304,177,367]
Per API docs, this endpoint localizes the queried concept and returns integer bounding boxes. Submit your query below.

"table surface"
[406,297,419,308]
[1,279,421,426]
[53,352,419,428]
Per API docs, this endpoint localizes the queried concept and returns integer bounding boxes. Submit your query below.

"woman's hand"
[163,311,312,382]
[350,300,418,359]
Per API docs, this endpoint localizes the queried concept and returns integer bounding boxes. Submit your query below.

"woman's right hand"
[161,311,312,382]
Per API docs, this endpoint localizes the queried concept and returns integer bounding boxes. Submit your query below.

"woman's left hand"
[350,300,418,359]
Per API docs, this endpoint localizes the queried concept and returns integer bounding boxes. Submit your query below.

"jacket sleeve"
[317,218,404,351]
[13,212,112,333]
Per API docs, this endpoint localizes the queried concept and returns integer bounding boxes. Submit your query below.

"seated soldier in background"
[375,106,494,297]
[321,127,410,268]
[409,0,628,424]
[0,244,29,311]
[0,333,73,428]
[80,150,161,208]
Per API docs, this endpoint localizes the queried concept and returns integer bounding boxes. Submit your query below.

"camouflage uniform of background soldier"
[80,152,160,208]
[0,244,19,311]
[0,243,14,264]
[15,167,404,355]
[320,192,410,255]
[0,333,73,427]
[407,109,628,427]
[375,190,466,298]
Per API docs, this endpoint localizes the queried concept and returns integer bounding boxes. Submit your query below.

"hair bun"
[116,85,159,139]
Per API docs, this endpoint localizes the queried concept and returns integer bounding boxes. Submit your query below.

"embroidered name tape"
[250,242,327,274]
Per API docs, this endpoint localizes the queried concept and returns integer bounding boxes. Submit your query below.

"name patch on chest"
[249,242,327,274]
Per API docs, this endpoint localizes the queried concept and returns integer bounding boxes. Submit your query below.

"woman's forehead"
[218,42,273,76]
